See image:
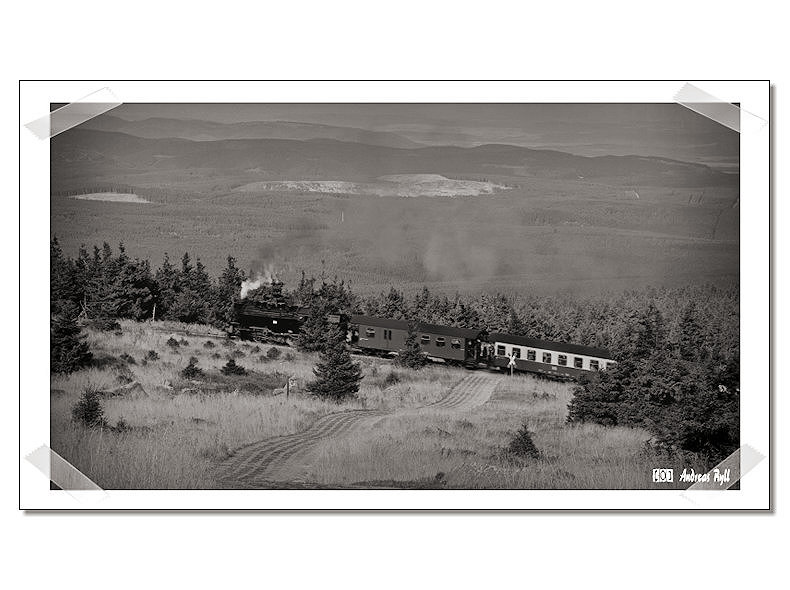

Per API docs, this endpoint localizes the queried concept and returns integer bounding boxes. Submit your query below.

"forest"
[50,237,740,463]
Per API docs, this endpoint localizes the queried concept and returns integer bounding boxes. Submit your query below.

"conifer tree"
[51,302,92,374]
[396,322,427,369]
[307,326,362,401]
[154,253,179,319]
[296,299,332,353]
[212,256,247,328]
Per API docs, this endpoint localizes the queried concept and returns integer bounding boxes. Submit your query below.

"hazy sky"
[105,103,739,169]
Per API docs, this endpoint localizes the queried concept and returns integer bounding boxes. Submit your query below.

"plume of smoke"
[240,263,276,299]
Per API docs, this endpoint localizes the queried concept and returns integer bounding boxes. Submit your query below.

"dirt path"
[214,372,501,488]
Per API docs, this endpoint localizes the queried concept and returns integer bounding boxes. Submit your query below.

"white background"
[3,1,787,588]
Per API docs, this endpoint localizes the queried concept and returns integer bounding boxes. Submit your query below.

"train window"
[558,354,567,366]
[496,345,506,356]
[365,328,375,338]
[606,362,615,370]
[512,348,521,358]
[420,335,430,344]
[574,357,583,369]
[451,339,461,349]
[542,352,552,364]
[436,337,446,347]
[527,349,536,361]
[590,360,600,371]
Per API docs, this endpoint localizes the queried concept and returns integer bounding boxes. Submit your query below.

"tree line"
[51,238,740,460]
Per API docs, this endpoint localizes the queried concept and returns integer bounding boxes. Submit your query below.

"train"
[228,299,615,380]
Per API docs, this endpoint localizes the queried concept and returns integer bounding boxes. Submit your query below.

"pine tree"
[212,256,247,328]
[50,236,81,310]
[396,322,427,369]
[71,386,105,428]
[296,299,332,353]
[246,280,289,308]
[672,301,705,361]
[51,302,92,374]
[154,253,179,318]
[307,326,362,401]
[380,287,407,320]
[506,307,525,335]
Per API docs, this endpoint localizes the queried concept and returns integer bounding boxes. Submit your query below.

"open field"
[304,375,702,489]
[50,321,463,489]
[50,321,705,489]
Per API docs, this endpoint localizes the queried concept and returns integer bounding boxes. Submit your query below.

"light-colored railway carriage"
[488,332,615,379]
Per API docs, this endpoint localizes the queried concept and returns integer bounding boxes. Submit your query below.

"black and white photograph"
[8,4,786,588]
[18,80,770,511]
[44,98,746,491]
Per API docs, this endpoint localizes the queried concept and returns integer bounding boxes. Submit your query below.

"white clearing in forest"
[70,192,150,203]
[233,175,509,198]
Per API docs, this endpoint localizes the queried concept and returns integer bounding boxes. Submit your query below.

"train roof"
[489,332,613,359]
[350,315,483,340]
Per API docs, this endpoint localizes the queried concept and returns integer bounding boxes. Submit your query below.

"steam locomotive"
[228,299,615,380]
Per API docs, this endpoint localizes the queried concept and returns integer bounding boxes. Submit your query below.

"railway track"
[214,372,501,488]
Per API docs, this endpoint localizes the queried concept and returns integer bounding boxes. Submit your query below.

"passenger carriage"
[349,315,484,365]
[488,332,615,379]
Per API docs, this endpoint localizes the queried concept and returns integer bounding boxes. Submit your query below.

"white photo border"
[19,80,771,510]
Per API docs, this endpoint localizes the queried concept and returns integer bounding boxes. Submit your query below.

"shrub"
[221,359,247,376]
[71,386,106,428]
[166,337,180,349]
[115,366,135,385]
[181,356,205,379]
[383,372,401,387]
[230,349,246,359]
[251,345,262,353]
[146,350,160,361]
[258,355,270,363]
[222,339,236,348]
[283,352,295,362]
[111,418,131,433]
[90,316,121,332]
[506,423,541,460]
[211,352,222,359]
[119,353,137,365]
[266,347,281,360]
[203,340,216,349]
[179,338,189,346]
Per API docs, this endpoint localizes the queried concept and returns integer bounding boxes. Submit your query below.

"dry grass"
[50,321,461,489]
[52,323,695,489]
[305,374,688,489]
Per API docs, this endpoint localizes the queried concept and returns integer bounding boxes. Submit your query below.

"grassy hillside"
[50,321,700,489]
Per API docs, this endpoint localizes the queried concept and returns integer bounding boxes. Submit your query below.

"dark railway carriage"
[488,332,616,379]
[350,315,484,365]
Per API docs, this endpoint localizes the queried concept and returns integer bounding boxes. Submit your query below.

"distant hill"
[51,129,738,189]
[81,115,422,149]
